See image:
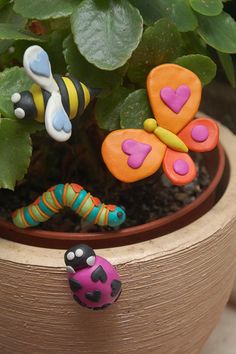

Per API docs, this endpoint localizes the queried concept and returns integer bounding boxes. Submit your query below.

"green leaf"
[190,0,223,16]
[197,12,236,53]
[158,0,198,32]
[175,54,216,85]
[71,0,143,70]
[131,0,198,31]
[181,32,208,56]
[0,3,27,53]
[217,51,236,87]
[0,41,12,55]
[95,87,131,131]
[120,89,152,129]
[13,0,78,20]
[0,0,9,10]
[129,0,162,25]
[0,23,44,42]
[0,3,25,25]
[42,30,68,74]
[63,35,125,90]
[18,120,45,134]
[0,67,32,118]
[127,19,182,85]
[160,0,198,32]
[0,118,32,190]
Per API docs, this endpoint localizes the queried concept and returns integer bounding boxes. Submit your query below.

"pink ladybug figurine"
[64,244,122,310]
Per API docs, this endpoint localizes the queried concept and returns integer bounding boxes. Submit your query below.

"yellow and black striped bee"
[11,45,98,142]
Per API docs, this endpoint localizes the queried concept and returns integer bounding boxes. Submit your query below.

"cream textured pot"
[230,279,236,306]
[0,123,236,354]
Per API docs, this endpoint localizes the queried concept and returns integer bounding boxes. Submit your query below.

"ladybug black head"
[64,244,96,273]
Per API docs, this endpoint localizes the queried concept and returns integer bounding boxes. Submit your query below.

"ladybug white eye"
[87,256,95,267]
[75,249,83,257]
[67,251,75,261]
[66,265,76,274]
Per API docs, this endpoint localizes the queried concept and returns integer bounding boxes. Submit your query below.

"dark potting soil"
[0,152,210,233]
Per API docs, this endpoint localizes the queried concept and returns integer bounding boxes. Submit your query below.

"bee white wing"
[23,45,58,93]
[45,92,72,142]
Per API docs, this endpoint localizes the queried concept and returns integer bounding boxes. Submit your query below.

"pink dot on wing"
[191,125,209,142]
[173,159,189,176]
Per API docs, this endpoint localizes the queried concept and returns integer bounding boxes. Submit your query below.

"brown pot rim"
[0,143,226,249]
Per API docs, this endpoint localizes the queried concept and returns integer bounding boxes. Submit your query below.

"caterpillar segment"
[12,183,126,229]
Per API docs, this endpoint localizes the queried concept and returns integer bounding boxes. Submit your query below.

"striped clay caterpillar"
[12,183,126,229]
[11,45,98,142]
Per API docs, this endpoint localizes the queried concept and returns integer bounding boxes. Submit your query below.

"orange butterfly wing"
[162,149,197,186]
[178,117,219,152]
[101,129,166,183]
[147,64,202,134]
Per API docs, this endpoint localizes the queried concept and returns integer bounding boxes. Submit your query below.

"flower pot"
[0,122,236,354]
[0,143,226,249]
[230,278,236,306]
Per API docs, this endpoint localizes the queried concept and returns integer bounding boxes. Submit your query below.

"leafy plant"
[0,0,236,190]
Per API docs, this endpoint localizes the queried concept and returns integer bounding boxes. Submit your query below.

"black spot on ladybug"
[111,280,122,297]
[73,295,111,310]
[91,265,107,283]
[85,290,101,303]
[69,278,82,293]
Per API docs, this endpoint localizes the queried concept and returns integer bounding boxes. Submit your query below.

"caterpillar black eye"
[117,211,123,219]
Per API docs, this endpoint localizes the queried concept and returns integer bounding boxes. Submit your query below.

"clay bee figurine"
[64,244,122,310]
[11,45,97,142]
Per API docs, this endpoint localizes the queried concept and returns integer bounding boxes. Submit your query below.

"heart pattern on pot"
[29,50,51,78]
[122,139,152,169]
[160,85,191,114]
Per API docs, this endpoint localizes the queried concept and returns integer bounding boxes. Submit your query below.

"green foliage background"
[0,0,236,189]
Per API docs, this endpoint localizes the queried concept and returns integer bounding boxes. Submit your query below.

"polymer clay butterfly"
[11,45,96,142]
[102,64,219,185]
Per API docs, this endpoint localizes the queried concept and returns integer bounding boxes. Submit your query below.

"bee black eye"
[117,212,123,219]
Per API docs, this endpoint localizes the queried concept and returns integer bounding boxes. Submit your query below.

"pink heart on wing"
[122,139,152,169]
[160,85,191,114]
